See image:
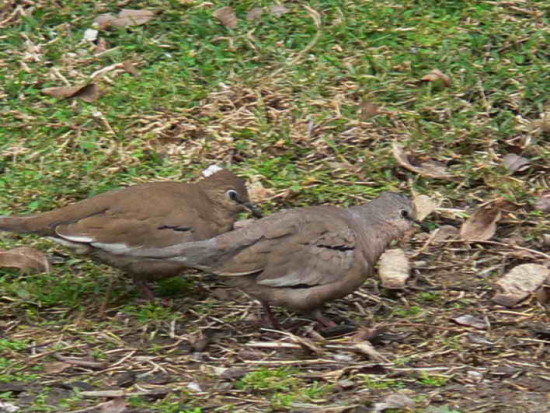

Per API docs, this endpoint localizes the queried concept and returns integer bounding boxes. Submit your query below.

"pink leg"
[261,302,282,329]
[311,309,338,329]
[134,279,156,301]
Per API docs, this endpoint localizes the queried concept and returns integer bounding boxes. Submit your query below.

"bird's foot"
[261,302,282,330]
[311,310,357,337]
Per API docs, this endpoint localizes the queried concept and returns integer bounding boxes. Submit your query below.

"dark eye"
[226,189,240,202]
[400,209,409,219]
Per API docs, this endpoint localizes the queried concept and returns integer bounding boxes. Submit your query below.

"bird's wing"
[213,207,360,288]
[53,185,210,253]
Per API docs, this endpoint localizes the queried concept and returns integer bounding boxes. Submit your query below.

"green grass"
[1,0,549,411]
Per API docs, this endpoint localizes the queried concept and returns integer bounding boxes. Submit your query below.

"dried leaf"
[413,194,438,221]
[433,225,459,242]
[246,7,264,21]
[421,68,451,87]
[248,180,274,203]
[43,361,71,374]
[352,341,390,363]
[460,204,502,241]
[536,286,550,305]
[392,143,454,179]
[373,393,415,412]
[0,247,51,273]
[0,401,19,413]
[94,9,154,29]
[100,398,127,413]
[214,6,238,29]
[41,83,102,103]
[492,263,550,306]
[270,5,290,17]
[502,153,530,173]
[122,61,140,77]
[94,38,109,55]
[535,191,550,213]
[83,28,98,42]
[451,314,489,330]
[378,249,410,289]
[359,101,381,120]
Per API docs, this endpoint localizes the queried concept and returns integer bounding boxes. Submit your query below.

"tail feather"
[0,216,35,233]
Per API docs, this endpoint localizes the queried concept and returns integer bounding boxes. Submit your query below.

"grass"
[1,0,549,411]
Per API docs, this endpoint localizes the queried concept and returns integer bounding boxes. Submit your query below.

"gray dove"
[0,166,261,299]
[120,192,418,326]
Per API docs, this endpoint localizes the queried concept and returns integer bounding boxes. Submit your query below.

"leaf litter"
[214,7,238,29]
[0,246,51,273]
[492,263,550,307]
[392,143,455,179]
[93,9,155,30]
[41,83,103,103]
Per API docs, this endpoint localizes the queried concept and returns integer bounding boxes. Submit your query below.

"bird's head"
[200,166,262,218]
[369,192,426,232]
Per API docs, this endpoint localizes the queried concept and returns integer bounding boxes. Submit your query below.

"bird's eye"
[400,209,409,219]
[226,189,240,202]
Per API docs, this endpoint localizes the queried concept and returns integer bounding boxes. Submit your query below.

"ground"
[0,1,549,412]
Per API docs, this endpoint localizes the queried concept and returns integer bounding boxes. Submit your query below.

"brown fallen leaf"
[99,398,128,413]
[433,225,459,243]
[94,9,155,29]
[373,393,415,413]
[460,203,502,241]
[94,38,109,55]
[535,191,550,213]
[214,6,238,29]
[270,5,290,17]
[248,180,275,203]
[359,101,381,120]
[492,264,550,306]
[421,68,451,87]
[122,61,140,77]
[246,7,264,21]
[43,361,71,374]
[502,153,530,173]
[413,194,438,221]
[392,143,454,179]
[352,341,390,363]
[451,314,489,330]
[378,249,410,289]
[42,83,103,103]
[0,247,51,273]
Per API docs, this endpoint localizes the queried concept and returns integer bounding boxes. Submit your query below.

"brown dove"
[121,192,418,326]
[0,166,261,299]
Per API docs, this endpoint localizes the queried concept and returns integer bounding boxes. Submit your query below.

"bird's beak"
[412,218,431,232]
[243,202,263,218]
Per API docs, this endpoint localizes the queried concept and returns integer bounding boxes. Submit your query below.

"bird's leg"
[98,277,114,318]
[134,279,156,301]
[311,309,338,329]
[261,302,282,329]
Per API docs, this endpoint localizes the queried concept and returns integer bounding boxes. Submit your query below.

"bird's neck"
[349,206,403,264]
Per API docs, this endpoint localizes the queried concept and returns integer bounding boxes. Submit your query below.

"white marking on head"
[202,164,224,177]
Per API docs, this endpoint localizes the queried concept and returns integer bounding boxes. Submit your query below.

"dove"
[0,166,261,299]
[121,192,418,326]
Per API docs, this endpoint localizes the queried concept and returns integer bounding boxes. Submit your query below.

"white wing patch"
[46,236,91,254]
[202,164,224,177]
[57,233,95,243]
[91,242,133,254]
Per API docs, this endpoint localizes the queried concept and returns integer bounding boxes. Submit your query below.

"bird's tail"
[0,216,34,233]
